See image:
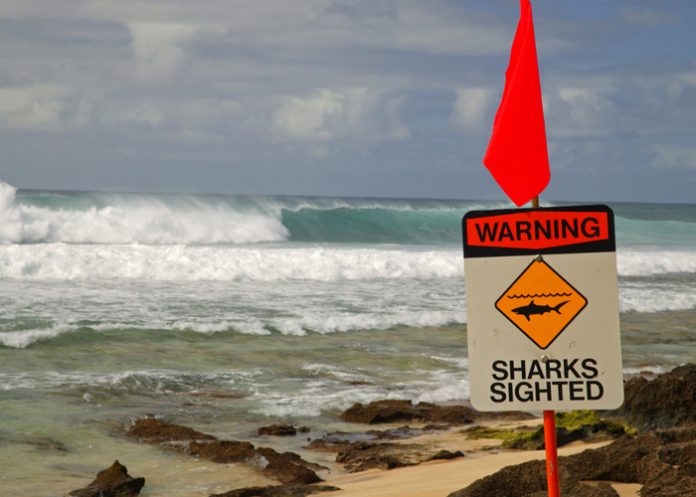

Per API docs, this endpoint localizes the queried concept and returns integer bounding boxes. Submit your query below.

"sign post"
[470,2,624,494]
[462,204,623,494]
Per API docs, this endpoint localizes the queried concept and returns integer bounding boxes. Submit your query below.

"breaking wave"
[1,181,695,248]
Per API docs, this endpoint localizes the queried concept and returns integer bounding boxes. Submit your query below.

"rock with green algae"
[463,410,635,450]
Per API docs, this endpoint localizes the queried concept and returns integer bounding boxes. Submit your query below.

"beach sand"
[323,427,641,497]
[326,450,640,497]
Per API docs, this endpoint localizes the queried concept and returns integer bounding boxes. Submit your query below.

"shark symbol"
[512,300,570,321]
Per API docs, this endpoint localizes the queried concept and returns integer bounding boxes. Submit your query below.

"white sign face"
[463,205,623,411]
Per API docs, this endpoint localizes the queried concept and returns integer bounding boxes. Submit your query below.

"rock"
[562,433,662,482]
[187,442,323,484]
[427,449,464,461]
[259,424,298,436]
[340,400,477,425]
[525,481,619,497]
[448,423,696,497]
[445,460,619,497]
[26,436,68,452]
[126,417,215,444]
[339,399,534,425]
[335,441,415,472]
[256,447,324,485]
[210,484,340,497]
[464,411,632,450]
[615,363,696,429]
[189,440,258,463]
[68,460,145,497]
[446,459,548,497]
[126,418,323,485]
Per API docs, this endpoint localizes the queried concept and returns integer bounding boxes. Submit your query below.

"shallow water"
[0,184,694,495]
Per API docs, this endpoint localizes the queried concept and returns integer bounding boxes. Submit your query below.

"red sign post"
[483,1,556,495]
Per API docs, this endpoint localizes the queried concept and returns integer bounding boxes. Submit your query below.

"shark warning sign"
[495,258,587,349]
[462,205,623,411]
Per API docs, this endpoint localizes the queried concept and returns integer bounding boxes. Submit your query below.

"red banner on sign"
[466,210,610,251]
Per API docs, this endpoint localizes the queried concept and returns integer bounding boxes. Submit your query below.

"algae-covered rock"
[463,410,634,450]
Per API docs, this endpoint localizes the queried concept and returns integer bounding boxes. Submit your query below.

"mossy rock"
[464,411,637,450]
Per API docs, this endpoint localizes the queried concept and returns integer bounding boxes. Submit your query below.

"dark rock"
[446,459,547,497]
[615,363,696,429]
[451,424,696,497]
[427,450,464,461]
[298,427,311,434]
[126,418,323,485]
[526,480,619,497]
[256,447,324,485]
[259,424,298,436]
[335,441,411,472]
[210,484,340,497]
[340,400,477,425]
[445,461,620,497]
[187,442,323,484]
[333,440,459,473]
[655,424,696,444]
[367,425,418,440]
[68,460,145,497]
[189,440,258,463]
[562,433,662,482]
[126,417,215,444]
[339,399,534,425]
[27,436,68,452]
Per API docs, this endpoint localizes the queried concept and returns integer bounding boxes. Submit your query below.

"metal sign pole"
[532,195,560,497]
[544,409,560,497]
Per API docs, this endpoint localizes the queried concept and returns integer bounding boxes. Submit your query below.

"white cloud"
[128,22,198,82]
[546,84,618,138]
[272,87,409,144]
[620,7,677,26]
[449,87,492,133]
[0,85,68,131]
[652,144,696,170]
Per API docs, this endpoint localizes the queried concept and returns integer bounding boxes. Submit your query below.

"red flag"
[484,0,550,207]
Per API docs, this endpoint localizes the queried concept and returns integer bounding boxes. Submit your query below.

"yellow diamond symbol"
[495,258,587,349]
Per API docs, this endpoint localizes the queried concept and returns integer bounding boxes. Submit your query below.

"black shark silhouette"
[512,300,569,321]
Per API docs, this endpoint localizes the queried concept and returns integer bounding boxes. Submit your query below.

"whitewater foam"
[0,244,463,281]
[617,250,696,276]
[2,242,694,283]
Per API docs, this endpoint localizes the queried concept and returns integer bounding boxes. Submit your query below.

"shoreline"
[12,365,696,497]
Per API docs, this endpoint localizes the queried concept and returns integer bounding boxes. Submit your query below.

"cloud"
[619,7,678,26]
[545,83,618,138]
[651,144,696,170]
[128,22,198,82]
[0,85,69,131]
[272,87,409,144]
[449,87,493,133]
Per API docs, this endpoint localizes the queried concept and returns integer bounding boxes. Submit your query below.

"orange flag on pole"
[484,0,550,207]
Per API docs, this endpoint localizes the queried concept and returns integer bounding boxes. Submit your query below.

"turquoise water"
[0,181,695,495]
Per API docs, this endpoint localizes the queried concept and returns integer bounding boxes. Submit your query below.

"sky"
[1,0,695,203]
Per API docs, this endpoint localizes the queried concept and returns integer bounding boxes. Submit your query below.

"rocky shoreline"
[66,364,695,497]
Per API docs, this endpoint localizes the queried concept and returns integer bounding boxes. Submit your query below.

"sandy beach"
[326,443,639,497]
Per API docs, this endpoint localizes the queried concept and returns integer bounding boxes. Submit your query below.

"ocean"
[0,181,694,496]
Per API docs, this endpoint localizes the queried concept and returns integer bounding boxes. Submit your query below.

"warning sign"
[462,205,623,411]
[495,258,587,349]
